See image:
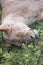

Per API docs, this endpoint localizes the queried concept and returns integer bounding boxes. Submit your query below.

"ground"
[0,6,43,65]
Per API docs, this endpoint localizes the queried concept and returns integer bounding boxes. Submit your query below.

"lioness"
[0,0,43,47]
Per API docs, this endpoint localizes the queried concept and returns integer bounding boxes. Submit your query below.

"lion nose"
[33,30,39,40]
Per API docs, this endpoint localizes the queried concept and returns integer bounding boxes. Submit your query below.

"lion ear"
[0,25,11,31]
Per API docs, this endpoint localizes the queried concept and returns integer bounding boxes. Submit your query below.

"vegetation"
[0,6,43,65]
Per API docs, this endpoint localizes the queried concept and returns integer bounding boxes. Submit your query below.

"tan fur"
[0,0,43,47]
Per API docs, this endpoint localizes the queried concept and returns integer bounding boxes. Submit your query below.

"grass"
[0,6,43,65]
